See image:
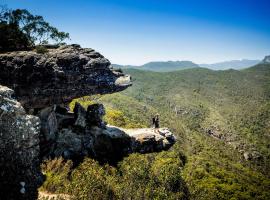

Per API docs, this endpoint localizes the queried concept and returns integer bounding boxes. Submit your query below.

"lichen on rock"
[0,85,43,200]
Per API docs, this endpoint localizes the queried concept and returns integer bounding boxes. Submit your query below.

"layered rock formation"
[0,45,175,199]
[0,44,131,110]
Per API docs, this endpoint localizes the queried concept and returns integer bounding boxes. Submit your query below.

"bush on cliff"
[35,45,48,54]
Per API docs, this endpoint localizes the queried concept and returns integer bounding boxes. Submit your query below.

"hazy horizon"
[114,58,262,66]
[3,0,270,65]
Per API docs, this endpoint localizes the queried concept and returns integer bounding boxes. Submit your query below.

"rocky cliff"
[261,55,270,64]
[0,45,175,199]
[0,44,131,110]
[0,85,43,200]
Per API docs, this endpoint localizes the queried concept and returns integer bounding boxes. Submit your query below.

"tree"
[0,5,70,52]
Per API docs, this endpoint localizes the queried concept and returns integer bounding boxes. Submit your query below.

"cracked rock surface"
[0,85,43,200]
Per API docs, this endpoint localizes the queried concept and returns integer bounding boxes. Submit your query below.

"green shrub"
[39,151,188,200]
[67,158,117,200]
[40,158,72,193]
[36,46,48,54]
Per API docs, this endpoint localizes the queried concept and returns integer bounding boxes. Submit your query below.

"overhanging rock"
[0,44,132,110]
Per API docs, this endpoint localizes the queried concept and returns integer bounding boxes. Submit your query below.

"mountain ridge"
[113,61,199,72]
[113,58,263,72]
[200,59,261,70]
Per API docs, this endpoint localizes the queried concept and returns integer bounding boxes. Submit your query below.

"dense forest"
[41,63,270,200]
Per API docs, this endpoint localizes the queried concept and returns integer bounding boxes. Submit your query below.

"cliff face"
[0,86,43,200]
[0,44,131,110]
[0,45,175,199]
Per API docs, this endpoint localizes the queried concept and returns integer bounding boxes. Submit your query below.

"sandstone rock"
[0,85,43,200]
[243,151,263,161]
[38,106,58,141]
[86,103,106,128]
[89,126,131,163]
[261,55,270,64]
[244,152,251,160]
[116,127,176,153]
[39,108,176,163]
[54,129,83,158]
[57,112,75,129]
[74,102,87,128]
[0,44,132,110]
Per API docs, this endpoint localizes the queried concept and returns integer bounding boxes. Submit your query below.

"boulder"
[0,85,43,200]
[54,129,84,158]
[261,55,270,64]
[86,103,106,128]
[112,127,176,153]
[74,102,87,128]
[90,126,131,163]
[0,44,132,110]
[243,151,263,161]
[38,106,58,141]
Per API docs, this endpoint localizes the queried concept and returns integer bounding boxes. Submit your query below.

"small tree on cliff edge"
[0,5,70,52]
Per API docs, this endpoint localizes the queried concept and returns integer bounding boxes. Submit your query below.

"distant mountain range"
[113,61,199,72]
[199,59,261,70]
[113,59,262,72]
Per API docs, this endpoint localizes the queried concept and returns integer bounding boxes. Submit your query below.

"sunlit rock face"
[0,85,43,200]
[0,44,131,110]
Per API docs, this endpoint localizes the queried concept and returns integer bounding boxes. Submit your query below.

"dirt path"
[38,191,71,200]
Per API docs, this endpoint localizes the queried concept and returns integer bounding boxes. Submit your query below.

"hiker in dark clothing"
[152,114,160,133]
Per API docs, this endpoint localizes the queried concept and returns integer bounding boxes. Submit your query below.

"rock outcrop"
[123,127,176,153]
[38,102,176,163]
[0,45,176,199]
[0,86,43,200]
[261,55,270,64]
[0,44,131,110]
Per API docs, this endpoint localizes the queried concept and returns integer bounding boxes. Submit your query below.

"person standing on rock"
[152,114,160,133]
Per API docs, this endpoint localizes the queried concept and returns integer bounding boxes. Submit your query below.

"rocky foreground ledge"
[0,45,175,200]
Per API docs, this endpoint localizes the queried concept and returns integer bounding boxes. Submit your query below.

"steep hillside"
[40,63,270,199]
[88,64,270,199]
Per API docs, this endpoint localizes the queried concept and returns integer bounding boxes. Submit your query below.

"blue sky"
[3,0,270,65]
